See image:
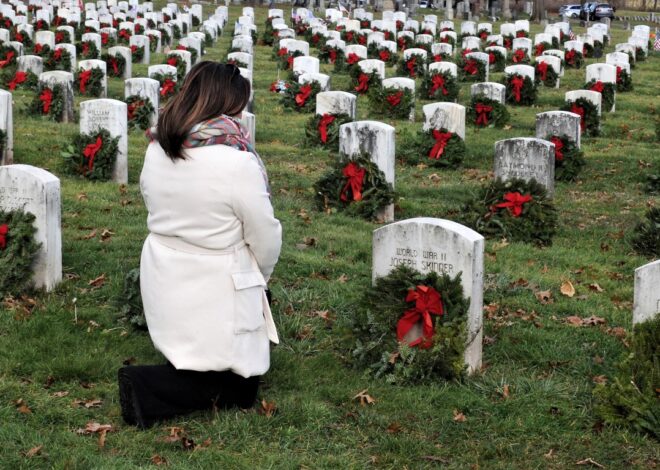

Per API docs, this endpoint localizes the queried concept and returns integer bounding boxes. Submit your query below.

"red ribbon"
[516,30,526,38]
[429,74,448,97]
[287,55,294,68]
[550,136,564,161]
[295,84,313,107]
[54,49,62,60]
[489,52,496,64]
[39,88,53,113]
[358,35,366,45]
[318,113,335,143]
[461,48,473,57]
[406,56,417,77]
[346,31,354,42]
[512,48,526,63]
[433,54,444,62]
[429,130,453,159]
[119,29,131,40]
[571,103,585,131]
[475,103,492,126]
[379,50,390,62]
[176,45,186,51]
[347,52,360,65]
[0,50,14,68]
[480,31,488,40]
[396,285,444,349]
[79,69,92,93]
[536,61,548,82]
[566,49,576,65]
[83,136,103,173]
[535,43,545,56]
[34,43,43,54]
[329,48,337,63]
[8,71,27,90]
[0,223,7,249]
[510,75,524,102]
[82,42,90,56]
[616,66,622,83]
[167,56,177,66]
[109,57,119,75]
[590,80,604,93]
[441,35,449,43]
[56,32,65,43]
[340,162,366,202]
[463,58,478,76]
[384,31,391,40]
[127,100,143,120]
[492,192,533,217]
[15,32,24,42]
[355,72,370,93]
[101,32,109,45]
[160,79,175,97]
[386,90,403,107]
[277,47,288,56]
[504,38,512,49]
[397,37,406,50]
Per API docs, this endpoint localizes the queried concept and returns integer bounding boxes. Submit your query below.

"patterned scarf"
[147,115,270,194]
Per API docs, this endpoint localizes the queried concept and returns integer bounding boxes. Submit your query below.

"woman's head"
[156,61,251,160]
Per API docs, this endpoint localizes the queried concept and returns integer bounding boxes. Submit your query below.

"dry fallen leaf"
[588,283,604,293]
[576,457,605,468]
[81,229,97,240]
[73,398,103,409]
[52,391,69,398]
[353,389,376,406]
[560,280,576,298]
[592,375,608,384]
[150,455,167,466]
[24,445,43,458]
[544,448,555,459]
[77,422,113,435]
[386,422,402,434]
[535,290,553,304]
[88,274,106,288]
[452,409,466,422]
[14,398,32,414]
[258,399,277,417]
[76,192,88,201]
[501,384,511,399]
[100,229,114,242]
[582,315,606,326]
[337,274,349,283]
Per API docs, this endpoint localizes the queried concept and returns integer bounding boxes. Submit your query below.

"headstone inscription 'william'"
[0,164,62,291]
[372,217,485,373]
[494,137,555,197]
[633,260,660,326]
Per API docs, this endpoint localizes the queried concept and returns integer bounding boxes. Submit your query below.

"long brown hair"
[156,61,251,160]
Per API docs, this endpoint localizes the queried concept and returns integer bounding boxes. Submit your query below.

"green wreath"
[544,134,585,182]
[131,44,145,62]
[44,47,72,71]
[0,209,41,296]
[535,61,559,87]
[397,34,414,51]
[78,40,100,60]
[584,79,616,112]
[35,19,50,31]
[172,24,181,40]
[397,53,427,79]
[101,32,116,48]
[204,31,213,48]
[349,67,382,95]
[502,35,514,50]
[368,87,414,120]
[561,98,600,137]
[33,43,51,57]
[12,30,33,48]
[583,42,594,58]
[0,128,5,155]
[318,44,344,66]
[487,48,506,72]
[192,15,200,27]
[504,73,537,106]
[29,83,65,121]
[305,30,326,49]
[226,57,248,69]
[468,95,510,128]
[413,41,432,54]
[165,54,187,81]
[1,69,38,91]
[564,49,583,69]
[55,29,72,44]
[509,48,531,65]
[462,178,558,246]
[102,52,126,78]
[351,265,468,384]
[151,71,179,99]
[397,127,465,169]
[281,81,321,113]
[126,95,155,131]
[61,128,120,180]
[593,40,604,56]
[336,50,362,73]
[314,153,395,221]
[262,19,276,46]
[631,207,659,257]
[277,48,302,71]
[372,46,397,66]
[181,22,189,36]
[118,28,132,44]
[148,34,158,53]
[534,41,552,57]
[616,67,633,92]
[0,44,17,68]
[75,67,104,97]
[159,27,171,46]
[458,55,487,81]
[304,112,353,150]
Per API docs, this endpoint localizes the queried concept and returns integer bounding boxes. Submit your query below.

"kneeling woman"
[119,62,282,428]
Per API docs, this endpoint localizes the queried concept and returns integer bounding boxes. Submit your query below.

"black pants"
[118,364,260,428]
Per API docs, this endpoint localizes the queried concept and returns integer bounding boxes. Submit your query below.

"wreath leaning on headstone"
[398,52,427,79]
[314,153,395,221]
[101,32,116,48]
[29,82,65,121]
[2,69,38,91]
[584,79,616,112]
[368,86,414,120]
[126,95,155,131]
[504,73,537,106]
[544,134,586,182]
[0,44,18,68]
[397,127,465,169]
[32,43,51,57]
[55,29,72,44]
[462,177,558,246]
[561,97,600,137]
[276,47,303,70]
[152,72,179,100]
[615,66,633,92]
[0,209,41,296]
[350,67,381,95]
[44,48,72,72]
[281,81,321,113]
[467,95,510,128]
[304,112,353,150]
[61,128,120,181]
[419,69,460,101]
[75,67,104,97]
[165,54,187,81]
[488,49,506,72]
[78,40,100,60]
[535,61,559,88]
[458,55,487,82]
[131,44,145,62]
[350,265,469,384]
[115,267,148,330]
[630,207,660,258]
[318,44,344,65]
[564,49,583,69]
[158,28,171,46]
[102,52,126,78]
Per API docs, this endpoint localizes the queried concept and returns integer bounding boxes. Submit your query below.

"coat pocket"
[231,271,267,334]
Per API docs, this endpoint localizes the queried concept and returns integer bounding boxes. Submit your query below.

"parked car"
[579,2,597,20]
[559,4,582,17]
[593,3,615,19]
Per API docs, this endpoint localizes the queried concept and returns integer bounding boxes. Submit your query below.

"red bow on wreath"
[516,30,526,38]
[463,59,478,76]
[56,32,65,43]
[8,71,27,90]
[167,56,178,67]
[429,130,453,160]
[277,47,287,57]
[328,48,337,63]
[475,103,492,126]
[510,76,524,103]
[615,66,622,83]
[340,162,366,202]
[488,52,496,64]
[379,50,390,62]
[565,49,576,64]
[318,113,335,143]
[512,48,526,63]
[570,103,585,131]
[406,56,417,77]
[346,31,354,42]
[492,191,533,217]
[34,43,43,54]
[480,31,488,40]
[433,54,444,62]
[550,136,564,161]
[0,51,14,68]
[0,223,8,250]
[397,37,406,49]
[131,45,138,54]
[109,57,119,75]
[536,61,548,82]
[355,73,370,93]
[39,88,53,113]
[54,49,62,60]
[429,74,448,96]
[396,285,444,349]
[346,52,360,65]
[590,80,604,93]
[358,35,366,45]
[101,32,109,45]
[386,90,403,107]
[461,48,473,58]
[82,42,90,55]
[127,101,143,120]
[15,32,24,42]
[441,35,449,43]
[295,84,312,107]
[83,136,103,173]
[287,55,294,68]
[160,79,175,97]
[535,43,545,56]
[79,69,92,93]
[119,29,131,40]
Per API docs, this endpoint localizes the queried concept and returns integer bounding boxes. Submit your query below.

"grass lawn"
[1,4,659,469]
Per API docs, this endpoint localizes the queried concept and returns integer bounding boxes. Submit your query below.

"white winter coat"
[139,140,282,378]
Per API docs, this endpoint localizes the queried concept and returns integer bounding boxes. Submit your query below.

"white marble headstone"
[535,110,581,148]
[422,102,466,139]
[633,260,660,326]
[494,137,555,197]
